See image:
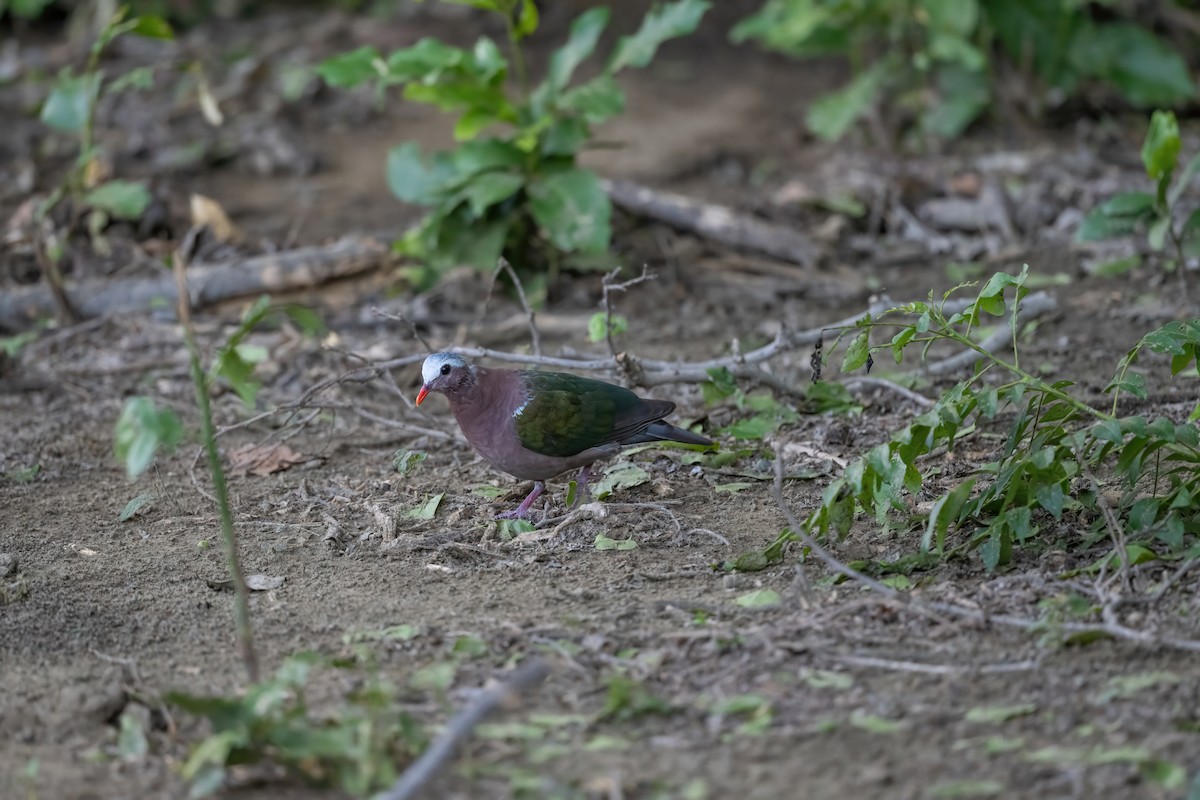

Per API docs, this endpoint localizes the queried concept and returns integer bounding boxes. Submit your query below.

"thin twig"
[771,456,812,599]
[842,376,934,408]
[600,265,655,361]
[772,454,902,598]
[823,653,1040,675]
[1081,462,1132,596]
[173,228,259,683]
[371,306,435,354]
[479,257,544,357]
[377,659,551,800]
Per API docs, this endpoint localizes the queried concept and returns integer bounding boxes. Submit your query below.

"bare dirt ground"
[2,3,1199,799]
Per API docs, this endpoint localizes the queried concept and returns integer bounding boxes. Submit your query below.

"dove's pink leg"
[573,466,594,506]
[497,481,545,520]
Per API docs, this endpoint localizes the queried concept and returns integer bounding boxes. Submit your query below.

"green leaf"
[559,75,625,123]
[733,588,781,608]
[1,330,38,357]
[114,397,183,479]
[281,305,325,338]
[452,634,489,658]
[317,46,383,88]
[85,180,151,220]
[1077,25,1194,109]
[849,711,904,734]
[392,449,427,476]
[1142,110,1181,182]
[107,66,155,94]
[406,492,444,520]
[514,0,539,38]
[540,117,590,156]
[841,331,870,372]
[594,462,650,499]
[385,38,467,82]
[41,71,100,133]
[546,7,609,92]
[459,171,525,217]
[496,518,536,540]
[979,527,1010,571]
[386,143,452,205]
[452,138,525,174]
[595,534,638,551]
[1075,192,1156,242]
[801,669,853,690]
[724,415,776,440]
[117,710,149,760]
[1138,759,1186,791]
[130,14,174,40]
[587,311,628,343]
[527,167,611,252]
[806,63,885,141]
[608,0,710,73]
[922,62,989,139]
[5,0,54,19]
[922,478,976,553]
[1089,255,1141,277]
[965,702,1037,723]
[119,493,155,521]
[212,338,264,408]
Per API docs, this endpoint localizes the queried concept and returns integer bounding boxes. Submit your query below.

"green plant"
[762,267,1200,572]
[114,293,320,685]
[317,0,709,279]
[732,0,1195,143]
[0,0,53,19]
[1077,110,1200,289]
[38,7,174,238]
[168,652,423,798]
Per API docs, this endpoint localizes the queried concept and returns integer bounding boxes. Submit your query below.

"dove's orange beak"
[415,385,430,406]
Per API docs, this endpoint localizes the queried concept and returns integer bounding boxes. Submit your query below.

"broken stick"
[0,236,389,330]
[603,178,822,267]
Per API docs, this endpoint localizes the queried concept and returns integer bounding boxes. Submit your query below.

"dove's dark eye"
[440,364,452,375]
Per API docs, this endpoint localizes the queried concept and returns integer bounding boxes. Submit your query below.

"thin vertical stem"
[173,249,260,683]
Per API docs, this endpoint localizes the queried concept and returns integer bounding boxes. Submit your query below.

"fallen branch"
[377,659,551,800]
[603,178,821,267]
[0,236,389,330]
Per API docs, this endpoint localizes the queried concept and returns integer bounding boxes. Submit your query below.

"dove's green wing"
[513,371,672,457]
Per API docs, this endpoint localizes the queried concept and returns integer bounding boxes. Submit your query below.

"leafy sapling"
[760,269,1200,573]
[1077,110,1200,291]
[733,1,1194,145]
[39,8,175,240]
[318,0,710,278]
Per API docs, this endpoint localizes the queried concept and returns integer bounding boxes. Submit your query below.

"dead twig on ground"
[0,236,389,330]
[842,376,935,408]
[377,659,551,800]
[823,653,1040,675]
[603,178,821,267]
